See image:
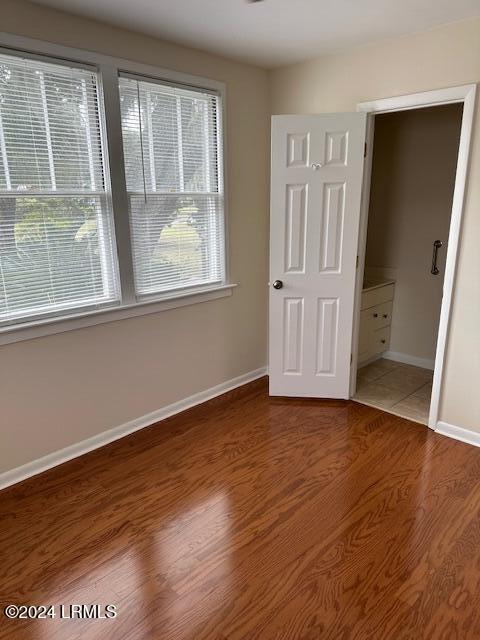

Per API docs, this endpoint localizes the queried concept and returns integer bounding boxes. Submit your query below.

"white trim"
[99,63,136,304]
[428,85,476,430]
[357,353,383,369]
[436,421,480,449]
[383,351,435,371]
[357,84,475,114]
[0,33,226,95]
[0,366,267,491]
[350,114,375,397]
[0,284,237,345]
[354,83,477,431]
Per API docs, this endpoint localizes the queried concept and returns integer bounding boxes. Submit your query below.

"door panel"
[287,132,310,167]
[285,184,307,273]
[316,297,339,375]
[283,297,304,374]
[319,182,345,272]
[269,113,367,398]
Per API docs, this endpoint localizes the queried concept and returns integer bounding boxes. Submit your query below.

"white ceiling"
[30,0,480,68]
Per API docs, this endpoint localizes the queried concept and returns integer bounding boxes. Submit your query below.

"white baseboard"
[435,421,480,448]
[383,351,435,371]
[357,354,382,369]
[0,367,267,491]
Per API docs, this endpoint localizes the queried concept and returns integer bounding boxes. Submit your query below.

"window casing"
[0,52,120,326]
[0,41,228,338]
[119,74,225,298]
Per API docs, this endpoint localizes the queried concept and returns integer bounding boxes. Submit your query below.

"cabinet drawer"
[372,326,390,355]
[365,301,393,331]
[361,284,395,310]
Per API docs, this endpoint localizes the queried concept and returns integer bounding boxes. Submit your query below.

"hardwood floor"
[1,378,480,639]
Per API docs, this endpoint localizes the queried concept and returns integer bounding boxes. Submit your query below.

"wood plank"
[1,378,480,639]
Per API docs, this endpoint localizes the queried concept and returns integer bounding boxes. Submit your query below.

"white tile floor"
[354,358,433,425]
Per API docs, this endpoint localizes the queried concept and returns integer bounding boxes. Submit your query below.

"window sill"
[0,284,237,346]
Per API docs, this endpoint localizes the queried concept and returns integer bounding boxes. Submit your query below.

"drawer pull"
[373,313,378,318]
[381,339,386,344]
[382,314,388,319]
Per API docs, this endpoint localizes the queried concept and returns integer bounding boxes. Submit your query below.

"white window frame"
[0,32,234,346]
[118,71,226,299]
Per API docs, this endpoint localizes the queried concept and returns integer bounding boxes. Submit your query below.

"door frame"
[350,83,477,430]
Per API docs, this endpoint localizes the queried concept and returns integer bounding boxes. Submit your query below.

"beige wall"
[271,17,480,431]
[2,5,480,476]
[0,0,270,473]
[365,105,463,363]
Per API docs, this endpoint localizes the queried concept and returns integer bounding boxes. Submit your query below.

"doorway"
[268,85,475,428]
[352,104,463,425]
[351,85,476,430]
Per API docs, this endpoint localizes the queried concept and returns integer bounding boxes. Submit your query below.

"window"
[0,39,229,341]
[0,52,120,325]
[119,74,224,298]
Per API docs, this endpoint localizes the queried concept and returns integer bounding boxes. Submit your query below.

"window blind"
[119,74,225,297]
[0,52,120,325]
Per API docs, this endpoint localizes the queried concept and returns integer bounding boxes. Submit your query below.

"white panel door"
[269,113,367,398]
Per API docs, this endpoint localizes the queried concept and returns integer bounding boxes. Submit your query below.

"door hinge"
[356,255,359,269]
[351,353,353,365]
[364,142,367,157]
